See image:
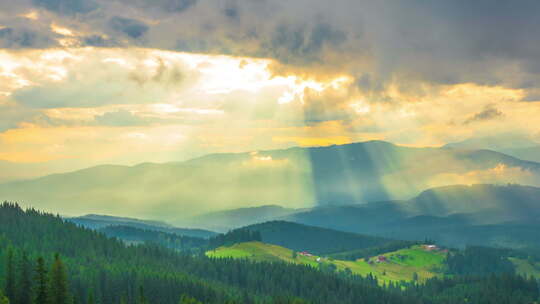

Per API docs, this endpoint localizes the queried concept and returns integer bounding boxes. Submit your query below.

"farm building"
[376,255,388,263]
[423,245,439,251]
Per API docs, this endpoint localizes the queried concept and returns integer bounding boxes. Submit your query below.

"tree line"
[0,202,539,304]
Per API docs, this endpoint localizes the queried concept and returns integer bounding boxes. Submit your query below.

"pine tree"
[34,257,48,304]
[137,286,147,304]
[48,254,69,304]
[4,249,15,303]
[0,290,9,304]
[178,294,202,304]
[18,252,33,304]
[87,292,95,304]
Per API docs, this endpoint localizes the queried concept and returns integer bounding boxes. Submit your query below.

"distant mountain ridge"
[2,140,540,220]
[443,135,539,151]
[75,214,172,228]
[68,214,217,239]
[186,205,299,232]
[443,135,540,163]
[283,184,540,249]
[501,146,540,163]
[190,184,540,250]
[236,220,412,255]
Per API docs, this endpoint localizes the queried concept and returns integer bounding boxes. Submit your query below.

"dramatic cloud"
[0,0,540,98]
[10,50,190,108]
[2,0,540,96]
[464,105,504,125]
[32,0,99,15]
[0,101,36,132]
[2,1,540,185]
[93,110,150,127]
[109,17,149,39]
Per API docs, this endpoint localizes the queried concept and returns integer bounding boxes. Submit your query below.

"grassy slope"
[510,257,540,278]
[335,246,446,284]
[207,243,446,284]
[207,242,319,267]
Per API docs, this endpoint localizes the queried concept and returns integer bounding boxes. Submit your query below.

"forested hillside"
[98,225,208,252]
[1,202,539,304]
[221,221,415,255]
[68,215,217,239]
[0,202,412,304]
[284,184,540,249]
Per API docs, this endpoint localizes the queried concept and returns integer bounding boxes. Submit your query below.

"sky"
[1,0,540,181]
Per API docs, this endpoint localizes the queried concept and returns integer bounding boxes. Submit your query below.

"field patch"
[208,243,448,284]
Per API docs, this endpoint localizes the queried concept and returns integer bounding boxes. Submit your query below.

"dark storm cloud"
[0,27,52,48]
[164,0,198,12]
[82,35,113,47]
[109,17,149,39]
[264,23,347,64]
[464,105,504,125]
[32,0,99,15]
[222,1,239,20]
[4,0,540,98]
[362,0,540,90]
[121,0,197,13]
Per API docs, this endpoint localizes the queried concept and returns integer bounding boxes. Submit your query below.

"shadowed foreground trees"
[0,202,539,304]
[0,290,8,304]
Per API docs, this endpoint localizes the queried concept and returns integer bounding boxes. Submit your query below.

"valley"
[207,242,447,284]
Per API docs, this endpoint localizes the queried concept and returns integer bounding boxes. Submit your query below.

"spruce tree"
[178,294,202,304]
[137,286,146,304]
[18,252,33,304]
[48,254,69,304]
[119,296,127,304]
[0,290,9,304]
[4,249,15,303]
[34,257,48,304]
[87,292,95,304]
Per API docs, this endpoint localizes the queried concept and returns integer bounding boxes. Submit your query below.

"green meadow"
[207,242,447,284]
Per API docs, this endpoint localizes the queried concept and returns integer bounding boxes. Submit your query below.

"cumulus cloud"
[1,0,540,99]
[11,51,190,108]
[0,13,56,48]
[0,101,37,132]
[93,110,150,126]
[464,105,504,125]
[0,0,540,101]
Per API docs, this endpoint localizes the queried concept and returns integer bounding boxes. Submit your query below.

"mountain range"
[2,140,540,221]
[67,214,217,238]
[189,184,540,250]
[444,135,540,163]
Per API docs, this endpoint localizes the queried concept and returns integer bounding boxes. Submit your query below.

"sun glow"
[51,24,76,36]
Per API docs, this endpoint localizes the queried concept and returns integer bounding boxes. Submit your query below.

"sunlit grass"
[207,242,447,285]
[510,257,540,278]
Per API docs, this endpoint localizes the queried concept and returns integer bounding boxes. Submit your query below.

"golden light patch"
[442,83,525,102]
[427,163,536,187]
[51,24,76,36]
[243,153,290,168]
[1,47,540,170]
[273,136,352,147]
[19,11,39,20]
